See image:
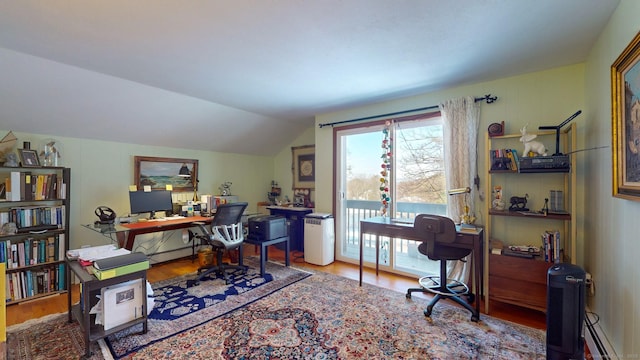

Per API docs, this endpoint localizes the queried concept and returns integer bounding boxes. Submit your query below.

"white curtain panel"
[439,96,480,282]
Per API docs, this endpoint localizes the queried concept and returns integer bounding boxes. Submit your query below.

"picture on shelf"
[18,148,40,167]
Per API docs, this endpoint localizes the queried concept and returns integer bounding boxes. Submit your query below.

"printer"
[247,215,287,241]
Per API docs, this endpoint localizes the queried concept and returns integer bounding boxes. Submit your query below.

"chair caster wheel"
[406,293,412,299]
[194,281,200,286]
[471,314,479,322]
[424,306,433,317]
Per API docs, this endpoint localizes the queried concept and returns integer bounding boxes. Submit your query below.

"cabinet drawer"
[489,254,553,285]
[489,275,548,312]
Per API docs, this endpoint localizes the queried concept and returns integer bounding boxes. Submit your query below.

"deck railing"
[343,200,446,257]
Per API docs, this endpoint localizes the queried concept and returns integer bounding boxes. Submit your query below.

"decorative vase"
[39,139,62,166]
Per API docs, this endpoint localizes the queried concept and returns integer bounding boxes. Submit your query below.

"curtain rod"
[318,94,498,128]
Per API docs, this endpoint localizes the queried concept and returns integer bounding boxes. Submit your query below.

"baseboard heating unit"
[585,309,618,360]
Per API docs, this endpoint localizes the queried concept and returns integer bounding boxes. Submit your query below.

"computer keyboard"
[148,216,186,222]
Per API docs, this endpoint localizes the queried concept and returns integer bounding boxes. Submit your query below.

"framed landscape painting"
[612,31,640,200]
[134,156,198,192]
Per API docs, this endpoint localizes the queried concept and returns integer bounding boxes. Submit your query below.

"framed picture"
[612,31,640,200]
[134,156,198,192]
[18,149,40,167]
[292,145,315,189]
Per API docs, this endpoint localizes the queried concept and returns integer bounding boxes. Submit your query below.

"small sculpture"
[219,181,232,196]
[492,185,505,210]
[520,125,547,157]
[509,194,529,211]
[3,153,18,167]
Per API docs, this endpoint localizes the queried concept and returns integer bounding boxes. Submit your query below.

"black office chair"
[406,214,479,322]
[192,202,248,285]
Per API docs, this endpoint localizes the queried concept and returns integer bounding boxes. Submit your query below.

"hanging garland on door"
[380,121,392,216]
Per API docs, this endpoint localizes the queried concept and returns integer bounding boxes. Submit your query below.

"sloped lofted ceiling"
[0,0,619,155]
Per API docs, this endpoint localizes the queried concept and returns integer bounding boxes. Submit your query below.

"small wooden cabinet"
[488,254,553,312]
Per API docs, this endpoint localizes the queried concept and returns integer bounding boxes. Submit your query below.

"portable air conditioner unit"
[547,263,586,360]
[304,213,335,266]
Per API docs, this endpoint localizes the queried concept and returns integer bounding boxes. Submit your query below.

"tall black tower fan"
[546,263,586,360]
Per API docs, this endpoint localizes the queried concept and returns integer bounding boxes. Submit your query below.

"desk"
[66,259,148,359]
[359,217,483,316]
[266,206,313,252]
[83,216,212,251]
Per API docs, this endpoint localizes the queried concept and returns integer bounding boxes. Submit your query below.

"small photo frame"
[18,149,40,167]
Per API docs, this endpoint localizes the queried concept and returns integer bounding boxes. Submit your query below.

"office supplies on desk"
[68,244,130,262]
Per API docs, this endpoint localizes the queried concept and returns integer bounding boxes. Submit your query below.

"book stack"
[542,230,562,263]
[91,252,149,280]
[489,148,519,172]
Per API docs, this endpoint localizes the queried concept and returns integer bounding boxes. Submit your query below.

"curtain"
[439,96,480,282]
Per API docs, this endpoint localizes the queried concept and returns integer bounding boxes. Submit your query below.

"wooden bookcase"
[484,124,576,314]
[1,166,71,305]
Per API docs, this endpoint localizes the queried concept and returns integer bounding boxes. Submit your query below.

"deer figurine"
[520,124,547,157]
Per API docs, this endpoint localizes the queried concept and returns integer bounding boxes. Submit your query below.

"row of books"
[489,148,519,171]
[542,230,562,263]
[1,234,66,269]
[2,172,66,202]
[5,263,66,302]
[0,205,66,229]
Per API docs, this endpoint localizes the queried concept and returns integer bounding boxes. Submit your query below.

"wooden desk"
[359,217,484,316]
[84,216,213,251]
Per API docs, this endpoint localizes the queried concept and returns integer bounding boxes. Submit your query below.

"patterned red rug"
[7,262,546,359]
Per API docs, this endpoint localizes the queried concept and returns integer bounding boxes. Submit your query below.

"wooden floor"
[5,246,546,330]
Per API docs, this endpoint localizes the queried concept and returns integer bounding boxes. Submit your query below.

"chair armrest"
[192,221,211,236]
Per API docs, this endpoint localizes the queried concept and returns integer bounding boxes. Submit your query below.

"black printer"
[247,215,287,241]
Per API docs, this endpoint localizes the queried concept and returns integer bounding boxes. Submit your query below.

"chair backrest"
[209,202,248,248]
[212,202,248,227]
[414,214,457,258]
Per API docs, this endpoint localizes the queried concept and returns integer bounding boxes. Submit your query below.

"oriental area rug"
[7,261,546,359]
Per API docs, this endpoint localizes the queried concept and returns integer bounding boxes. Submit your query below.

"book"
[7,172,21,201]
[93,251,147,270]
[91,260,149,280]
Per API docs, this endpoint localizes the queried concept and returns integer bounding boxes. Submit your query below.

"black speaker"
[547,263,586,360]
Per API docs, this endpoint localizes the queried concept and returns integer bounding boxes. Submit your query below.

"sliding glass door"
[334,115,446,277]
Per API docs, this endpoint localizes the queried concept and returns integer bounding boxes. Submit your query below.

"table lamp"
[448,187,475,224]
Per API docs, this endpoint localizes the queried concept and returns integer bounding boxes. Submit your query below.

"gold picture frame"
[292,145,315,189]
[134,156,198,192]
[612,31,640,200]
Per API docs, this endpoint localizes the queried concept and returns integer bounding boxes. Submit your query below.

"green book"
[91,260,150,280]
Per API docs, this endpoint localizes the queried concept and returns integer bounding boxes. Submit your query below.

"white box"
[101,278,144,330]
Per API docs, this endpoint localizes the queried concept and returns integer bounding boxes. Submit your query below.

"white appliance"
[304,213,335,266]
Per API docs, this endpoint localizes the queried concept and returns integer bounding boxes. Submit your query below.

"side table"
[243,236,290,277]
[66,259,148,359]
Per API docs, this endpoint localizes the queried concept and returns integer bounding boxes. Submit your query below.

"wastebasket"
[197,247,214,267]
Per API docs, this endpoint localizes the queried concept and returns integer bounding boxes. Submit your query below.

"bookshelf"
[1,166,70,305]
[484,124,576,313]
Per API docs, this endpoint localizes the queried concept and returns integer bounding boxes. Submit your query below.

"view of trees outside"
[345,122,446,206]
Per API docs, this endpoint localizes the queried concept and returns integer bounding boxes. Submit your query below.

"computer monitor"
[129,190,173,219]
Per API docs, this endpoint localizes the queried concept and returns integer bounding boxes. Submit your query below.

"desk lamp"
[178,164,199,201]
[448,187,474,224]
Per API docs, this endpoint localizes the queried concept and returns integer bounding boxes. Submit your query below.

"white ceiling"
[0,0,619,155]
